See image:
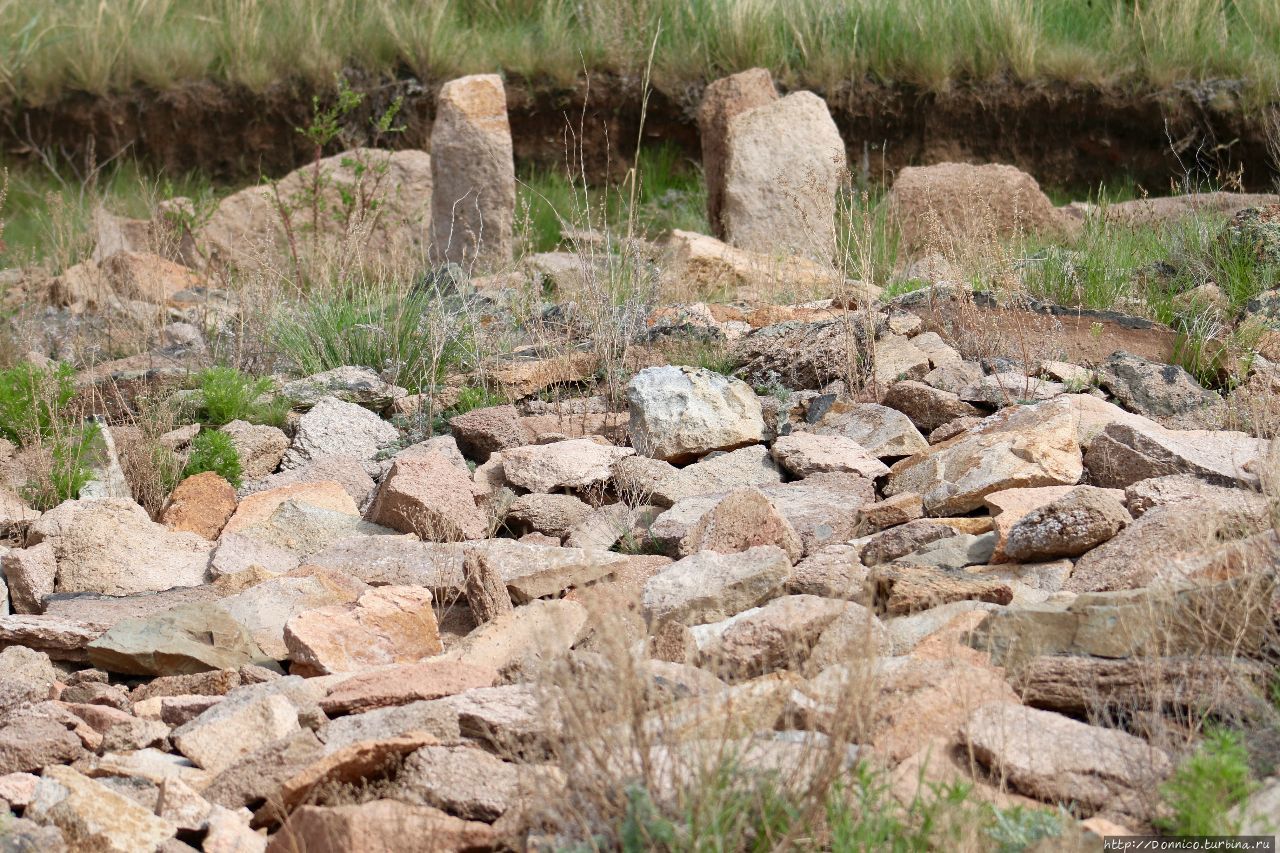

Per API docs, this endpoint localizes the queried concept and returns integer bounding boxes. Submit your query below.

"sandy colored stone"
[267,799,497,853]
[365,453,487,542]
[221,480,356,537]
[770,432,889,479]
[501,438,633,494]
[2,541,57,614]
[462,549,513,624]
[1004,485,1130,561]
[698,68,779,239]
[161,471,237,540]
[627,365,764,463]
[643,545,790,626]
[220,420,288,480]
[320,661,499,715]
[284,586,443,675]
[983,486,1077,563]
[430,74,515,269]
[679,487,803,563]
[26,764,176,852]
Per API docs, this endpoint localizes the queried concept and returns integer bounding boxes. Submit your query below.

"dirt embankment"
[3,74,1276,191]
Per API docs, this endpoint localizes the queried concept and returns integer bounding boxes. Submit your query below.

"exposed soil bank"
[3,74,1276,191]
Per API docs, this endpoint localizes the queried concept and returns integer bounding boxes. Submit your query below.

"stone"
[439,684,550,755]
[657,230,845,304]
[228,500,394,560]
[0,771,39,809]
[870,334,933,387]
[983,486,1078,562]
[1003,486,1130,561]
[220,480,357,537]
[803,602,893,672]
[280,397,398,469]
[959,372,1066,406]
[99,249,201,304]
[448,404,525,463]
[430,74,515,269]
[856,492,924,534]
[309,536,467,593]
[201,730,324,811]
[64,703,168,752]
[887,162,1070,252]
[698,68,779,239]
[884,398,1084,515]
[320,661,499,715]
[759,474,877,555]
[500,438,633,494]
[365,453,487,542]
[1124,474,1263,518]
[2,541,57,614]
[642,546,790,626]
[319,701,460,755]
[216,421,287,482]
[160,472,237,540]
[198,148,432,270]
[648,445,785,507]
[218,569,367,659]
[159,695,224,727]
[28,498,212,596]
[961,703,1170,815]
[392,745,521,821]
[0,646,58,710]
[26,764,176,852]
[0,486,40,535]
[0,715,85,774]
[445,599,588,679]
[238,454,374,505]
[1231,777,1280,838]
[869,565,1012,615]
[694,595,847,679]
[881,380,981,432]
[504,492,592,539]
[87,603,272,676]
[393,435,469,474]
[722,91,845,262]
[786,544,868,601]
[1098,351,1224,429]
[565,503,636,551]
[462,549,514,624]
[893,532,997,570]
[284,586,442,675]
[267,800,496,853]
[1083,420,1267,489]
[276,735,439,812]
[0,614,108,661]
[0,816,66,851]
[627,366,764,463]
[280,366,406,412]
[1065,498,1267,592]
[809,401,929,458]
[171,689,304,774]
[770,433,889,479]
[679,488,803,562]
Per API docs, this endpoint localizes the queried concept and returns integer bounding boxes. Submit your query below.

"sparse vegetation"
[0,361,99,509]
[1156,727,1256,836]
[181,428,243,487]
[193,366,286,428]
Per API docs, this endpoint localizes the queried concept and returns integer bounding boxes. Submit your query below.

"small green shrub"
[195,366,285,427]
[182,430,243,487]
[986,805,1066,853]
[450,384,506,416]
[0,362,76,444]
[1157,727,1256,836]
[21,430,99,510]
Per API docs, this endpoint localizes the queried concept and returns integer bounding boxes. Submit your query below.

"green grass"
[1,1,1279,108]
[193,366,287,427]
[182,428,243,486]
[1156,728,1256,836]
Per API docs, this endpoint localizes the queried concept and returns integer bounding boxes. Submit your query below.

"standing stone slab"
[697,68,778,239]
[722,91,846,263]
[431,74,516,269]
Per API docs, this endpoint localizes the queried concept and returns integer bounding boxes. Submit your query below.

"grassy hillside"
[1,0,1279,107]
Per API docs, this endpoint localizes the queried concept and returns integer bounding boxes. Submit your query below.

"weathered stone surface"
[1124,473,1264,517]
[770,432,888,479]
[281,366,406,412]
[439,684,551,755]
[446,599,587,679]
[887,162,1070,252]
[884,398,1083,515]
[366,453,487,542]
[229,499,396,561]
[198,148,432,270]
[308,536,466,592]
[1065,497,1267,592]
[656,230,845,303]
[0,715,85,774]
[892,532,997,571]
[627,366,764,463]
[679,488,803,563]
[221,480,357,537]
[284,586,442,675]
[961,703,1170,815]
[810,401,929,458]
[1015,655,1273,717]
[2,541,57,614]
[786,544,868,602]
[723,91,845,262]
[881,380,981,432]
[219,569,367,658]
[501,438,633,493]
[201,729,323,811]
[161,472,237,540]
[0,613,108,661]
[856,492,924,534]
[171,682,311,773]
[869,565,1012,615]
[504,492,593,539]
[26,764,176,852]
[320,661,499,715]
[983,486,1077,563]
[267,799,497,853]
[1098,351,1224,429]
[448,404,524,462]
[280,396,398,469]
[803,602,892,672]
[238,454,374,505]
[959,372,1066,406]
[0,646,58,711]
[565,502,636,551]
[462,549,513,624]
[87,603,272,676]
[28,498,213,596]
[699,68,779,239]
[276,735,439,812]
[643,546,790,626]
[651,444,785,507]
[219,420,289,481]
[694,595,847,679]
[431,74,515,268]
[318,699,460,753]
[1003,486,1130,561]
[392,745,523,822]
[1083,420,1267,489]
